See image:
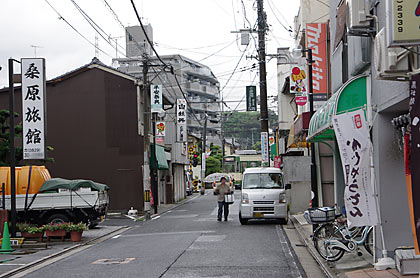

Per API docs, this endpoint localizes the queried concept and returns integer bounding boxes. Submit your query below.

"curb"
[290,215,336,278]
[0,225,131,278]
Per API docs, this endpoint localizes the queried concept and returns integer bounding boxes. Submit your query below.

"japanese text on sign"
[150,84,163,113]
[176,99,187,142]
[21,58,46,160]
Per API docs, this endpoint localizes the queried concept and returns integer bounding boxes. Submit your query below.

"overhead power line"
[43,0,113,58]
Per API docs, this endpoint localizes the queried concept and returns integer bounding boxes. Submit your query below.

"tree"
[204,143,223,176]
[0,109,54,166]
[0,110,22,166]
[223,110,277,149]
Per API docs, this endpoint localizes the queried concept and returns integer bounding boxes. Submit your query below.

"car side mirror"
[285,184,291,190]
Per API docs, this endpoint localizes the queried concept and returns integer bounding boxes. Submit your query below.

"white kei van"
[239,167,289,225]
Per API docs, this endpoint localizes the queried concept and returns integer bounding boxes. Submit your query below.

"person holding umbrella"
[214,177,231,221]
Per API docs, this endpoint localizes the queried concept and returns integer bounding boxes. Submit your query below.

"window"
[243,173,284,189]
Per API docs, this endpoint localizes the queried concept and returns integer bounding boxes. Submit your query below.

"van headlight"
[279,193,286,203]
[241,193,249,204]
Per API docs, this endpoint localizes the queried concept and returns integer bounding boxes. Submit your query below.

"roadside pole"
[142,57,151,220]
[8,59,17,237]
[200,114,207,195]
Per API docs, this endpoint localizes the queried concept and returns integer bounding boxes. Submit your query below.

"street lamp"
[290,47,319,209]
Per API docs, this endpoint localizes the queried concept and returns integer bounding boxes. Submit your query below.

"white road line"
[112,235,121,239]
[117,230,215,238]
[152,215,161,220]
[276,225,303,278]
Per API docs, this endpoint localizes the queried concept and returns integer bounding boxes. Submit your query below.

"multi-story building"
[113,26,221,145]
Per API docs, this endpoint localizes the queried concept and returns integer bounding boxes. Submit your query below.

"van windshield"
[243,173,283,189]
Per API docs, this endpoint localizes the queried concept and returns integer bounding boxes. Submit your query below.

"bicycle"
[305,207,374,262]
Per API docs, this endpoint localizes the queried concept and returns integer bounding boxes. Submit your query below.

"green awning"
[151,144,169,170]
[308,75,367,142]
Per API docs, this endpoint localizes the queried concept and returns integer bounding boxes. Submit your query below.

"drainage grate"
[92,258,135,265]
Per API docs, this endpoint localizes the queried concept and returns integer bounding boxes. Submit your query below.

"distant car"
[239,167,289,225]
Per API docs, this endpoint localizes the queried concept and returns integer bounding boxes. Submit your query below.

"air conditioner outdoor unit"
[374,28,413,78]
[347,0,370,29]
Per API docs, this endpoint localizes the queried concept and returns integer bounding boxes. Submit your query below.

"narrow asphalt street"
[20,191,307,278]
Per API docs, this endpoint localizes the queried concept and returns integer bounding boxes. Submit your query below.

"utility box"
[395,247,420,275]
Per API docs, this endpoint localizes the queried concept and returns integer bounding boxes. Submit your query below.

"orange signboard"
[306,23,328,102]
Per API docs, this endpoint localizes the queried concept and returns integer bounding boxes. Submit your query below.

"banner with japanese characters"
[176,99,187,142]
[21,58,46,160]
[332,109,378,228]
[261,132,269,164]
[150,84,162,113]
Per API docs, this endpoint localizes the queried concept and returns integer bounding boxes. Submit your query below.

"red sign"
[274,156,282,169]
[354,114,362,129]
[306,23,328,102]
[295,95,308,106]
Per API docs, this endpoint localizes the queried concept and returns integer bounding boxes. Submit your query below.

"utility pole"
[200,112,207,195]
[257,0,270,166]
[142,57,152,219]
[307,48,319,209]
[221,98,225,172]
[8,59,17,237]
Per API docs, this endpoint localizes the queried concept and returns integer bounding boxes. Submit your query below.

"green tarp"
[307,75,367,142]
[151,144,169,170]
[40,178,109,192]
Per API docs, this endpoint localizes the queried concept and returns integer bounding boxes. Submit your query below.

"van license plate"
[253,212,264,218]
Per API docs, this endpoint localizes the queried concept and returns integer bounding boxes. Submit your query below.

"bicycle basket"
[307,207,335,223]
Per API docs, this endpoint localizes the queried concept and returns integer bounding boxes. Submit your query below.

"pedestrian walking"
[214,177,231,221]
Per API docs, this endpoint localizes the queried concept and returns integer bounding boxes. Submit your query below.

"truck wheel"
[46,213,70,224]
[239,212,248,225]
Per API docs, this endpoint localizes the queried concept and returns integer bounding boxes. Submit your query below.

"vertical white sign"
[150,84,162,113]
[176,99,187,142]
[332,109,379,228]
[21,58,46,160]
[261,132,269,163]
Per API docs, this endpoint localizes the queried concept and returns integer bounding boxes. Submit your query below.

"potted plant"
[43,222,69,241]
[17,223,44,242]
[66,222,87,242]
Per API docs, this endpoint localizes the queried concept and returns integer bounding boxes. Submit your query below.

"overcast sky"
[0,0,299,111]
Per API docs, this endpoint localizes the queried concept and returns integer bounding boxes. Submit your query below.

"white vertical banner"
[176,99,187,142]
[150,84,162,113]
[261,132,269,163]
[332,109,379,228]
[21,58,46,160]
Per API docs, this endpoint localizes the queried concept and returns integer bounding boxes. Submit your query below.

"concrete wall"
[283,156,311,213]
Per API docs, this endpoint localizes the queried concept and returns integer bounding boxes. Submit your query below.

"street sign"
[21,58,46,160]
[246,86,257,111]
[295,94,308,106]
[290,65,307,94]
[176,99,187,142]
[261,132,269,163]
[151,84,162,113]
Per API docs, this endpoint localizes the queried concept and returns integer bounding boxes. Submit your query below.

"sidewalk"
[291,213,417,278]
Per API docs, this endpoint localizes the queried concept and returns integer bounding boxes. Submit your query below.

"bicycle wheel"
[313,223,345,261]
[363,227,374,256]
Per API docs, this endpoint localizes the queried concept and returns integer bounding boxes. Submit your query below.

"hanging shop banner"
[290,65,307,94]
[332,109,379,228]
[387,0,420,47]
[306,22,328,108]
[21,58,46,160]
[261,132,269,164]
[150,84,163,113]
[408,74,420,254]
[246,86,257,111]
[176,99,187,142]
[156,121,166,136]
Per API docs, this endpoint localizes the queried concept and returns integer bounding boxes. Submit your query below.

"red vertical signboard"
[306,23,328,109]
